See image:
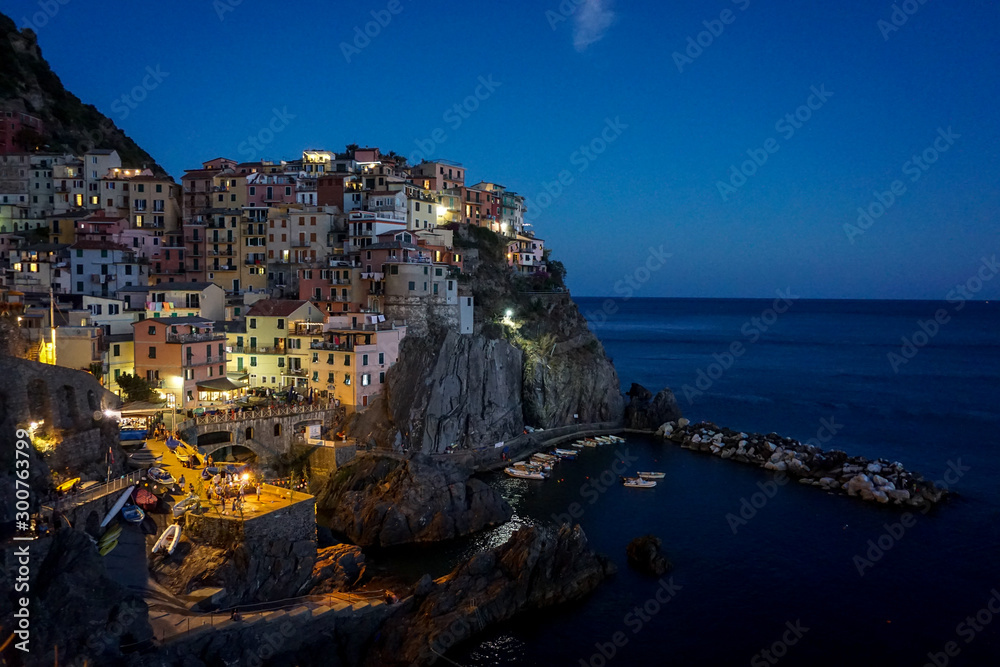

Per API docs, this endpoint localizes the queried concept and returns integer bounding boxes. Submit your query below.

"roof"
[104,333,133,343]
[87,149,115,155]
[116,285,151,293]
[19,243,69,252]
[149,281,218,292]
[133,316,213,327]
[195,377,247,391]
[245,299,314,317]
[365,241,419,251]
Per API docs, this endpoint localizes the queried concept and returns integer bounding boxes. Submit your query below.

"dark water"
[426,298,1000,666]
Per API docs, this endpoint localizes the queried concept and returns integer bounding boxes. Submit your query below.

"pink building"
[246,172,297,207]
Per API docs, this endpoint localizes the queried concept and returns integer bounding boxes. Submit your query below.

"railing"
[282,368,307,376]
[188,402,330,425]
[230,345,284,355]
[52,470,143,510]
[167,331,226,343]
[310,341,352,352]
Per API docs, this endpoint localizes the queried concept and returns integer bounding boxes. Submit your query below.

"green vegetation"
[115,373,158,403]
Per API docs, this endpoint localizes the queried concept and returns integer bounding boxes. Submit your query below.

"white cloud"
[573,0,616,52]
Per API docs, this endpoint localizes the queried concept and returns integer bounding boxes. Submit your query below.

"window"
[408,281,415,290]
[344,374,351,385]
[277,319,284,329]
[379,352,384,364]
[362,374,370,386]
[112,344,120,357]
[148,346,156,359]
[249,318,256,329]
[148,326,156,335]
[362,354,368,366]
[250,357,257,367]
[344,354,350,366]
[379,372,385,384]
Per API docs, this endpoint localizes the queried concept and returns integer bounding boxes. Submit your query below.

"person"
[256,484,261,500]
[231,608,241,621]
[178,474,185,488]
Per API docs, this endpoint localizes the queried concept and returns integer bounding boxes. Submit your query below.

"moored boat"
[531,452,559,464]
[99,538,118,556]
[99,523,122,546]
[134,488,158,511]
[148,467,175,485]
[172,494,201,518]
[100,486,136,528]
[152,524,181,555]
[623,477,656,489]
[554,448,578,458]
[505,467,546,480]
[122,504,145,523]
[571,441,587,449]
[637,472,665,480]
[56,477,81,493]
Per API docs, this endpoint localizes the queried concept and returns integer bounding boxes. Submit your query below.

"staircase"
[27,340,42,362]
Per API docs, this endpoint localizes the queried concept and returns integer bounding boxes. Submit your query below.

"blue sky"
[6,0,999,299]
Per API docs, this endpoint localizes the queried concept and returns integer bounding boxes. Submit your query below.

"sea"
[380,298,1000,666]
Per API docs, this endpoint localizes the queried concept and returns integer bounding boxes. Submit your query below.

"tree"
[116,373,157,403]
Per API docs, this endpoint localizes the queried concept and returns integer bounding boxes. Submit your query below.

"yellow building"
[226,299,324,390]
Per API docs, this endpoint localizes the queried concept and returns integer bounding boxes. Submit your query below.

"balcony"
[166,331,226,343]
[185,355,219,366]
[310,341,353,352]
[231,345,284,355]
[282,368,307,377]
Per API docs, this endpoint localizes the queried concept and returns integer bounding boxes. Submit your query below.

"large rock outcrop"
[366,523,615,666]
[623,383,682,430]
[522,332,625,427]
[381,331,524,453]
[315,454,512,547]
[1,529,153,666]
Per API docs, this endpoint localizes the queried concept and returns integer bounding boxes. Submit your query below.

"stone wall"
[383,295,459,337]
[185,488,316,550]
[0,356,119,438]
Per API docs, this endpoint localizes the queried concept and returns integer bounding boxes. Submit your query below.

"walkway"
[47,470,142,512]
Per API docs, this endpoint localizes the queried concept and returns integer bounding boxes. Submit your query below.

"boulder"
[315,454,513,547]
[626,535,672,576]
[305,543,367,594]
[366,524,615,666]
[623,384,683,430]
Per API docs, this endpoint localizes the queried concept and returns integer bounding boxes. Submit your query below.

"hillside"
[0,11,164,172]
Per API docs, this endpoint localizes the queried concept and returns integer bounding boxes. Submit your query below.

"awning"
[195,377,248,391]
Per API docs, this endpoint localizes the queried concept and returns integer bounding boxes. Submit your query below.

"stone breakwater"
[656,419,948,508]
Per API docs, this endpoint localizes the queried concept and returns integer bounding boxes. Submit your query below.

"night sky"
[7,0,998,299]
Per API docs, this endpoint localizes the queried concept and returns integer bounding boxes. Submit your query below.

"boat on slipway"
[152,524,181,555]
[100,486,136,528]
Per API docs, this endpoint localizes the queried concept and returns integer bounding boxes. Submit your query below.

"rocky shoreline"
[656,418,949,508]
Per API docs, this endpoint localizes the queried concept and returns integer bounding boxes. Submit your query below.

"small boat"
[637,472,665,480]
[571,441,587,449]
[582,439,598,448]
[201,466,220,480]
[101,486,136,528]
[517,459,551,472]
[152,524,181,555]
[175,450,190,462]
[99,523,122,546]
[148,467,176,485]
[623,477,656,489]
[505,467,546,480]
[134,488,158,511]
[56,477,81,493]
[99,538,118,556]
[554,448,578,459]
[172,494,201,518]
[122,504,145,523]
[532,452,559,463]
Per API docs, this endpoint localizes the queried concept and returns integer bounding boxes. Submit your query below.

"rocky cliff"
[1,530,153,666]
[366,523,616,666]
[315,454,512,547]
[623,383,683,430]
[0,11,163,171]
[349,225,624,452]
